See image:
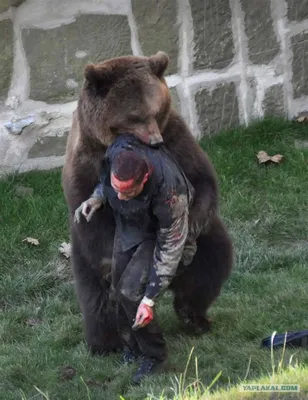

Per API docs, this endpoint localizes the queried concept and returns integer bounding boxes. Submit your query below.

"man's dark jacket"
[92,134,194,301]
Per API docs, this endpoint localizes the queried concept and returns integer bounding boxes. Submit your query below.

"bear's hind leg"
[71,240,122,355]
[171,215,233,335]
[173,288,212,335]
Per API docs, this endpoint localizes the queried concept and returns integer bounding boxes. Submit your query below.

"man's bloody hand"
[132,303,153,330]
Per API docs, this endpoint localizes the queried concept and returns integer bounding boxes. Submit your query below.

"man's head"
[111,151,151,201]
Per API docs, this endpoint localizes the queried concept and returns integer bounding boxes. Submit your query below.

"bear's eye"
[128,115,146,124]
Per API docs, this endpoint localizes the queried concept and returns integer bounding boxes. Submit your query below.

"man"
[74,133,195,384]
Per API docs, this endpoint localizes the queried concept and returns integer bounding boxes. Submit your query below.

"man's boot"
[121,346,140,365]
[132,356,165,385]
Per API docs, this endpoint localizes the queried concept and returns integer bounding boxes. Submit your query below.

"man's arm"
[132,189,190,330]
[143,190,190,304]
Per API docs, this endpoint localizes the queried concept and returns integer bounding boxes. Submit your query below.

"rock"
[14,185,34,197]
[294,140,308,150]
[25,317,41,326]
[4,115,35,135]
[59,366,76,381]
[58,242,71,259]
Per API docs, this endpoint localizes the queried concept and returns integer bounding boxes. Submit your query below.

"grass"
[0,117,308,399]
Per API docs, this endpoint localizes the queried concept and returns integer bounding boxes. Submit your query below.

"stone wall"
[0,0,307,174]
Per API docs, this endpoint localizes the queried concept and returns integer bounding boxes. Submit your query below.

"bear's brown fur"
[62,52,233,354]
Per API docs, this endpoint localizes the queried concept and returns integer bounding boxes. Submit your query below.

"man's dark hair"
[111,150,149,184]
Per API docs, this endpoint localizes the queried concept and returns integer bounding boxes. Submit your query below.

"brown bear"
[62,51,233,355]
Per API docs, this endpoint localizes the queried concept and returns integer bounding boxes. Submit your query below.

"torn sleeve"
[144,189,189,301]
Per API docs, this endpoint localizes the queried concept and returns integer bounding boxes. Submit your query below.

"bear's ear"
[84,63,113,85]
[148,51,169,78]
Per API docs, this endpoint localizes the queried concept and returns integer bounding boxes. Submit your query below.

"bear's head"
[78,51,171,149]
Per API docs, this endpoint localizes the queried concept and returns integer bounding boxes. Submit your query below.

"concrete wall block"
[15,0,130,28]
[195,82,240,136]
[28,132,69,158]
[0,19,14,100]
[19,155,66,174]
[241,0,280,64]
[169,87,181,113]
[0,0,25,13]
[263,84,285,117]
[287,0,308,22]
[21,14,131,103]
[189,0,235,70]
[291,32,308,98]
[132,0,179,74]
[1,108,73,169]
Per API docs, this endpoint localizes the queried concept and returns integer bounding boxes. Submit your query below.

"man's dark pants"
[111,231,167,362]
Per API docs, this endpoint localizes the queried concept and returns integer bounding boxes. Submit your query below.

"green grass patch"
[1,117,308,399]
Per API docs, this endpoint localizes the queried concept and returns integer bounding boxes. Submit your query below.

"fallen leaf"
[54,259,73,281]
[257,151,283,164]
[85,378,106,389]
[257,151,271,163]
[22,237,40,246]
[59,366,76,381]
[25,317,42,326]
[271,154,283,163]
[296,113,308,123]
[59,242,71,259]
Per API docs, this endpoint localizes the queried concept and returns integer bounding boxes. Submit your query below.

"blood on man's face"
[111,172,148,201]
